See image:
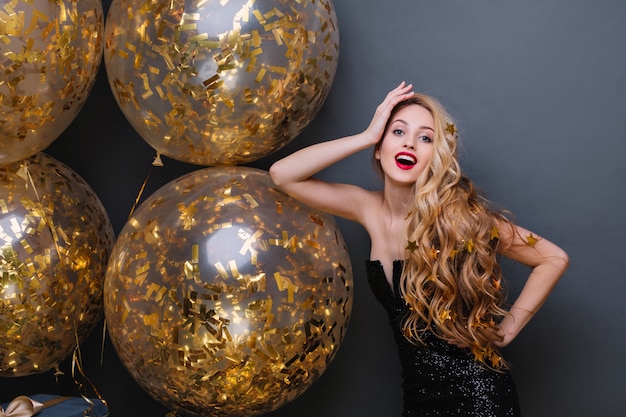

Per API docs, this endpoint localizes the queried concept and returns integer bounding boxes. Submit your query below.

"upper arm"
[497,220,570,272]
[274,177,377,224]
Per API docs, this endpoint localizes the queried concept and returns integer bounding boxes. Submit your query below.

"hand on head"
[364,82,415,146]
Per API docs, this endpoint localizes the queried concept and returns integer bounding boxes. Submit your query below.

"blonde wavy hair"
[375,94,514,370]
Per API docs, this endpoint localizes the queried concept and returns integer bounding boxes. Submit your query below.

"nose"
[403,137,416,149]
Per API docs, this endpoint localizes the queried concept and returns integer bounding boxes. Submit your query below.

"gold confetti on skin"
[525,233,538,247]
[104,167,353,416]
[405,240,418,252]
[104,0,339,166]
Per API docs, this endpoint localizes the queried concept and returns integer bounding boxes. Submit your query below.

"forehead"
[391,104,434,128]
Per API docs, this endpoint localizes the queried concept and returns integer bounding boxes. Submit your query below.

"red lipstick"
[395,152,417,170]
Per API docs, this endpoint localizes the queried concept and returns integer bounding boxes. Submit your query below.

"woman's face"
[375,104,435,186]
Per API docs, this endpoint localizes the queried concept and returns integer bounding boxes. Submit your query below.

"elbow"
[552,248,570,277]
[269,160,304,191]
[269,160,311,195]
[268,162,285,187]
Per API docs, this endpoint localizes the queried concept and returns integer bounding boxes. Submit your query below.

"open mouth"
[395,152,417,170]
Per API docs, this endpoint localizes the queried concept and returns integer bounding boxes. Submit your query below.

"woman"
[269,82,569,416]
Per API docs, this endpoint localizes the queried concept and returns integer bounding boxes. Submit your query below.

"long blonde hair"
[377,94,513,370]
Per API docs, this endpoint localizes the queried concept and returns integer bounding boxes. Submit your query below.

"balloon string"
[54,365,64,396]
[67,153,162,412]
[127,152,164,220]
[128,169,151,220]
[100,320,107,367]
[71,321,110,417]
[101,155,164,374]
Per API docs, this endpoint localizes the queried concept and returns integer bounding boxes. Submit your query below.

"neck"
[382,182,413,220]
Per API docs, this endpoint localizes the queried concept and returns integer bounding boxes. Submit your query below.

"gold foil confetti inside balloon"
[0,153,115,377]
[104,166,353,416]
[0,0,104,165]
[104,0,340,166]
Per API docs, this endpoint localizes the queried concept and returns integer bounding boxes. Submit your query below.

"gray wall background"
[1,1,624,416]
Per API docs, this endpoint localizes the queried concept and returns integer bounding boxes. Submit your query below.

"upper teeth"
[396,154,416,164]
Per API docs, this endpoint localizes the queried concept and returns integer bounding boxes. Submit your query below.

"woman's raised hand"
[363,81,415,146]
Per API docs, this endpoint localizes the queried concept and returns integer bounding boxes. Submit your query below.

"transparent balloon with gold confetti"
[0,0,104,165]
[104,0,339,166]
[0,153,115,377]
[104,166,353,416]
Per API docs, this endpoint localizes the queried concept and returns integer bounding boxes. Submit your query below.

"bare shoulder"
[329,183,383,225]
[277,178,382,224]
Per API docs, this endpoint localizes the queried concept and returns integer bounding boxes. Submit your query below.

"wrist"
[509,305,536,315]
[359,129,382,147]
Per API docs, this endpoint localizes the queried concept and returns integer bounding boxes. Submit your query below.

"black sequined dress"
[365,260,521,417]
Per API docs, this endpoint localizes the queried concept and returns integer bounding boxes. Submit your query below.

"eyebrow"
[393,118,435,132]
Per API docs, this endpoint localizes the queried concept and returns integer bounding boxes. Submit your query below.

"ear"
[374,148,381,160]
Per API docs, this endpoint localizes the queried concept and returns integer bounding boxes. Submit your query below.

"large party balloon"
[104,0,339,166]
[104,167,352,416]
[0,0,104,165]
[0,153,115,376]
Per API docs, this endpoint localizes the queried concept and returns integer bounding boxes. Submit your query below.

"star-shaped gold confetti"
[525,233,538,247]
[463,238,475,252]
[430,245,440,259]
[406,240,418,252]
[445,123,458,136]
[471,318,489,329]
[439,310,454,321]
[490,353,503,368]
[490,225,500,240]
[472,345,486,362]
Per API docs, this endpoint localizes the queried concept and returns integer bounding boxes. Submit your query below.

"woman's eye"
[393,129,404,136]
[419,135,432,143]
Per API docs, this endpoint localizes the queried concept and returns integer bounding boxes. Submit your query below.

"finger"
[387,82,413,100]
[384,88,414,107]
[399,84,414,97]
[396,81,413,92]
[389,82,409,95]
